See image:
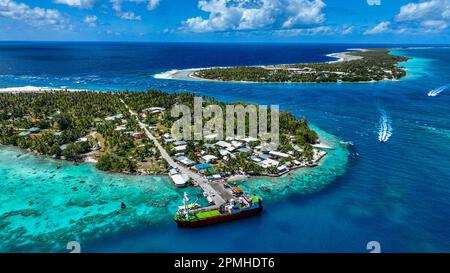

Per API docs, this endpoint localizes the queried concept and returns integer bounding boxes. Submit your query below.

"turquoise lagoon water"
[0,147,206,252]
[0,43,449,252]
[0,127,348,252]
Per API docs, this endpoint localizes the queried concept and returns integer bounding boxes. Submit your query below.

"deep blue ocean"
[0,42,449,252]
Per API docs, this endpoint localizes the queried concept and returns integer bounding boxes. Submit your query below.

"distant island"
[0,90,329,181]
[156,48,410,83]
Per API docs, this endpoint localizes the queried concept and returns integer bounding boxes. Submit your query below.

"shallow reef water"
[0,127,348,252]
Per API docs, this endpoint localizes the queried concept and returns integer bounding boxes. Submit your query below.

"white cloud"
[110,0,160,12]
[0,0,68,29]
[392,0,450,33]
[84,14,97,27]
[109,0,159,20]
[147,0,160,10]
[53,0,96,9]
[364,21,391,35]
[274,25,355,36]
[119,11,141,20]
[181,0,326,33]
[421,19,448,30]
[395,0,449,22]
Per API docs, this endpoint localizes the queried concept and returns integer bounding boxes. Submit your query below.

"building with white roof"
[216,141,232,149]
[204,133,219,141]
[202,155,218,163]
[173,145,187,152]
[269,151,291,158]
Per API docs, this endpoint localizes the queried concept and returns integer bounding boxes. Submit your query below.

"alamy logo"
[171,97,280,150]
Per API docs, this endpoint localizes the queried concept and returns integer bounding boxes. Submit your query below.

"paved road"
[121,99,226,207]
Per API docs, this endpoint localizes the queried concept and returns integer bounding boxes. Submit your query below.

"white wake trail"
[378,110,393,143]
[428,85,448,97]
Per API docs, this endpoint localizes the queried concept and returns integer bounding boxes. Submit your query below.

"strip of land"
[0,90,329,183]
[154,48,410,83]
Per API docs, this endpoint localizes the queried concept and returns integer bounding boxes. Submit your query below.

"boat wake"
[427,84,448,97]
[378,110,393,143]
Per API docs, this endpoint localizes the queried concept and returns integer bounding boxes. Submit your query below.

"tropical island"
[157,48,410,83]
[0,90,329,182]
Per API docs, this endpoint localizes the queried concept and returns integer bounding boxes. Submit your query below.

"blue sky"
[0,0,449,43]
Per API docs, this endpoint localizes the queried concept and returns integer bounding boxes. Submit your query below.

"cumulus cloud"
[110,0,160,12]
[181,0,326,33]
[119,11,141,20]
[364,21,391,35]
[53,0,96,9]
[109,0,159,20]
[147,0,160,10]
[395,0,449,22]
[0,0,68,29]
[84,14,97,27]
[365,0,450,35]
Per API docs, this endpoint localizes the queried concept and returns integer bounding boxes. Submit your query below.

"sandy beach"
[0,86,91,93]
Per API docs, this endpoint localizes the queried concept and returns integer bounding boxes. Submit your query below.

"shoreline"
[1,89,332,179]
[0,85,96,94]
[152,48,403,84]
[0,139,330,179]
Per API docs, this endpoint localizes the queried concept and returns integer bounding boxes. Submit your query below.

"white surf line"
[153,69,179,79]
[427,84,448,97]
[378,110,393,143]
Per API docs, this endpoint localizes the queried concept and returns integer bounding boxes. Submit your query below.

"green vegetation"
[0,90,319,176]
[195,49,409,83]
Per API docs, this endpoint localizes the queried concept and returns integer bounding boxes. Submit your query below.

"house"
[142,107,166,114]
[202,155,218,163]
[216,141,232,149]
[231,141,244,148]
[204,134,219,141]
[105,114,124,121]
[250,155,262,163]
[269,151,290,159]
[226,146,237,152]
[259,158,280,169]
[19,131,31,137]
[132,132,144,139]
[258,153,271,160]
[77,137,88,143]
[164,138,176,144]
[115,125,127,131]
[173,145,187,152]
[28,127,41,133]
[237,147,252,153]
[219,149,230,157]
[174,140,187,146]
[176,156,195,166]
[59,144,69,151]
[293,145,303,152]
[240,137,258,143]
[204,143,215,149]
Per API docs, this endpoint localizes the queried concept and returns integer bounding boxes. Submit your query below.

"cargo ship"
[174,192,263,228]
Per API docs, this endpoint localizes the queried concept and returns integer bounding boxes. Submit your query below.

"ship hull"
[175,202,262,228]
